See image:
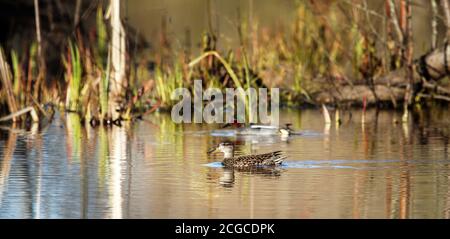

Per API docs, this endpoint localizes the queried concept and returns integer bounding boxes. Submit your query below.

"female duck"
[208,142,286,168]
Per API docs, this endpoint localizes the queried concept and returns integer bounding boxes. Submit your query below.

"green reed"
[64,41,83,112]
[0,1,400,125]
[155,61,184,107]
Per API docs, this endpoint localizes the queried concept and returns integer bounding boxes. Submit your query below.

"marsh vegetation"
[2,0,450,127]
[2,0,450,219]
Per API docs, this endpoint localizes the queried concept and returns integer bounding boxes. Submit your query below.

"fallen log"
[314,43,450,105]
[315,84,406,105]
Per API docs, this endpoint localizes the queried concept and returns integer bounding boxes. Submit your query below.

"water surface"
[1,109,450,218]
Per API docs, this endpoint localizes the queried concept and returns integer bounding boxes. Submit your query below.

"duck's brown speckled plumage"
[222,151,285,168]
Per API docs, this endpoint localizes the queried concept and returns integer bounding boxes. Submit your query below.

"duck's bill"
[221,123,232,129]
[207,146,218,154]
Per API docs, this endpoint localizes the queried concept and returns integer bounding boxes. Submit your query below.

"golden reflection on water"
[0,109,450,218]
[0,124,16,205]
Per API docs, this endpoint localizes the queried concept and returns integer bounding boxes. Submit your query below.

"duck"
[207,142,286,168]
[218,122,299,137]
[279,123,294,137]
[221,119,245,129]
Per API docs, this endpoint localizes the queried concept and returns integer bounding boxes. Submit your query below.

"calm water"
[1,109,450,219]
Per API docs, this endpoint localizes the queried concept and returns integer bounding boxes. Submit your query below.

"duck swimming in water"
[216,123,301,137]
[207,142,286,168]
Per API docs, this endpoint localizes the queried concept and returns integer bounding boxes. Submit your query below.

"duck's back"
[223,151,285,168]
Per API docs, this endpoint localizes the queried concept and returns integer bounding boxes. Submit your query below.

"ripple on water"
[204,161,357,169]
[2,109,450,218]
[204,159,450,170]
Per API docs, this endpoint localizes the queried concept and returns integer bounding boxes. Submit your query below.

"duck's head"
[279,123,294,137]
[207,142,235,158]
[279,128,290,137]
[221,120,244,129]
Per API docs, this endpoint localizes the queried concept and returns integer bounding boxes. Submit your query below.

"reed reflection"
[0,125,17,206]
[0,109,450,218]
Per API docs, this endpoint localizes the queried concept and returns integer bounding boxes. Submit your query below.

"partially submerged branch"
[322,104,331,124]
[109,0,126,121]
[0,106,39,122]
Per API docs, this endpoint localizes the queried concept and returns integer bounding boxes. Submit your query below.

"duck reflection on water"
[219,167,283,188]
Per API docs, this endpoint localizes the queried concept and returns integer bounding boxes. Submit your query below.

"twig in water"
[322,104,331,124]
[0,107,39,122]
